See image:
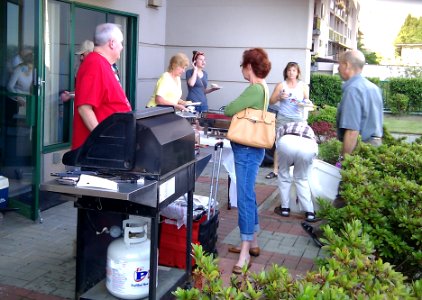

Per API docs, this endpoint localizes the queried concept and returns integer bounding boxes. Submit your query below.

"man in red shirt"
[71,23,131,149]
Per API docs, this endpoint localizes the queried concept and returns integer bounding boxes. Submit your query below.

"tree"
[394,14,422,57]
[357,30,381,65]
[395,14,422,44]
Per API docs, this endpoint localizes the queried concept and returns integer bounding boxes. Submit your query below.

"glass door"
[43,0,72,147]
[0,0,41,220]
[42,2,136,150]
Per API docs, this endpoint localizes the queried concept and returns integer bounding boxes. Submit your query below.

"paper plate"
[186,102,201,106]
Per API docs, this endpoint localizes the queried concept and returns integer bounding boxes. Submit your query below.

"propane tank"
[106,220,155,299]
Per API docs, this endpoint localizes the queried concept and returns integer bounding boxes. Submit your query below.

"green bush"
[386,93,410,114]
[173,221,421,299]
[310,74,343,107]
[310,74,422,113]
[318,140,422,280]
[317,138,342,164]
[366,76,381,86]
[388,77,422,112]
[308,105,337,126]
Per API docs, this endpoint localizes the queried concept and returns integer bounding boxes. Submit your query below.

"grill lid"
[62,107,195,176]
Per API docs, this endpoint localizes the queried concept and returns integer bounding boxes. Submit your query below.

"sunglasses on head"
[193,51,205,61]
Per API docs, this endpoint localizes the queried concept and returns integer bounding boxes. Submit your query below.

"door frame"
[7,0,138,221]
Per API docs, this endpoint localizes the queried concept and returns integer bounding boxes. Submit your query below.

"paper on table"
[76,174,118,191]
[185,101,201,106]
[210,83,222,89]
[222,150,237,207]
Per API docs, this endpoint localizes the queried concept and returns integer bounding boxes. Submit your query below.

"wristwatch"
[338,155,345,161]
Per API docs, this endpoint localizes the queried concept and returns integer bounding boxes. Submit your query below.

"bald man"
[71,23,131,149]
[301,50,384,247]
[336,49,383,161]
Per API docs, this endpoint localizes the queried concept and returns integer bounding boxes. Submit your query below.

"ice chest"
[159,211,219,269]
[0,176,9,209]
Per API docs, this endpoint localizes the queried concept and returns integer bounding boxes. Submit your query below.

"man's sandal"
[301,222,325,248]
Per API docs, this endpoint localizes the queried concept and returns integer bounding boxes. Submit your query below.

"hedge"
[310,74,422,113]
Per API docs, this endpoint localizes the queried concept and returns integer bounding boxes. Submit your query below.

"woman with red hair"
[224,48,271,274]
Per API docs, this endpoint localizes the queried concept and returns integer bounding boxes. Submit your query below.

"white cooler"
[289,159,341,212]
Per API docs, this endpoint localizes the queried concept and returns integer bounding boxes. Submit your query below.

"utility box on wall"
[147,0,162,7]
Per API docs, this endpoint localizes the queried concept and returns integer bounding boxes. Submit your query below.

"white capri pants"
[276,134,318,213]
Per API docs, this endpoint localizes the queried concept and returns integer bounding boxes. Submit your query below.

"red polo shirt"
[71,52,131,149]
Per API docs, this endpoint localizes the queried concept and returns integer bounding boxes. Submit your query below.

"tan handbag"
[227,83,276,149]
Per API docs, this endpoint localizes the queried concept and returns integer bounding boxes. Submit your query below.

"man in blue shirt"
[336,49,383,162]
[302,50,384,247]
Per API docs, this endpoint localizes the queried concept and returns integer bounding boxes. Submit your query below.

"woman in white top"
[7,52,33,95]
[265,62,313,180]
[7,52,33,113]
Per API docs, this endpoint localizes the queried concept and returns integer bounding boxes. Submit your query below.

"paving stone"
[279,236,297,247]
[0,160,322,299]
[263,240,283,252]
[303,246,321,259]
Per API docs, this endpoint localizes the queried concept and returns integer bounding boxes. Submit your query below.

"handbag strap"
[258,82,270,117]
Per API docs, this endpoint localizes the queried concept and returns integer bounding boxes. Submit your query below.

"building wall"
[312,0,359,59]
[41,0,317,179]
[160,0,314,110]
[78,0,315,110]
[400,45,422,66]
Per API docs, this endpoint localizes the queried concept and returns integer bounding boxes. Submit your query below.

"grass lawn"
[383,114,422,134]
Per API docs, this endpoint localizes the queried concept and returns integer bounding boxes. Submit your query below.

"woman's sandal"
[232,261,252,275]
[265,171,278,179]
[228,246,260,257]
[305,211,318,222]
[274,206,290,217]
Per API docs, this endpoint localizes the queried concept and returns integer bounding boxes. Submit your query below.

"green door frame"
[42,2,138,155]
[71,2,138,109]
[3,0,43,221]
[35,2,138,220]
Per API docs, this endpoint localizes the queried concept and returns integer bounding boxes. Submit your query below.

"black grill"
[62,107,195,177]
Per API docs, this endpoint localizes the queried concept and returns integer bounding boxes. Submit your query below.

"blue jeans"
[231,142,264,241]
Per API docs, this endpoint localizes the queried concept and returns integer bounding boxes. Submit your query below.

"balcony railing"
[329,29,347,45]
[313,16,321,30]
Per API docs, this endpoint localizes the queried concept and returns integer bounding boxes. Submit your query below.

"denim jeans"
[231,142,264,241]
